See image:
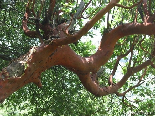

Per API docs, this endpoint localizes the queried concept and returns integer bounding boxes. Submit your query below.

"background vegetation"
[0,0,155,115]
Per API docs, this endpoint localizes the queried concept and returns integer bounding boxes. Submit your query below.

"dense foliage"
[0,0,155,115]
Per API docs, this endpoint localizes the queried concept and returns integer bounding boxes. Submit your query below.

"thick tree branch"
[1,21,155,102]
[48,0,56,18]
[1,0,155,103]
[78,73,119,96]
[53,0,120,46]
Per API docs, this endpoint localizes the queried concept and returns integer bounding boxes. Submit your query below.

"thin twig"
[115,0,142,9]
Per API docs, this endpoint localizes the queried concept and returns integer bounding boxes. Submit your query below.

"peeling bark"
[0,0,155,103]
[1,22,155,103]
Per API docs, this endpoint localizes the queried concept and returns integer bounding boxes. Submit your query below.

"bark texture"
[0,0,155,103]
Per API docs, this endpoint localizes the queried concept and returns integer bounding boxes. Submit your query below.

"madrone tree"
[0,0,155,104]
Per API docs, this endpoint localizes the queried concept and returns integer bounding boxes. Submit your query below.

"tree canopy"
[0,0,155,115]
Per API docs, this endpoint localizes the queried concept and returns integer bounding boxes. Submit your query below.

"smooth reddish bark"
[0,0,155,103]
